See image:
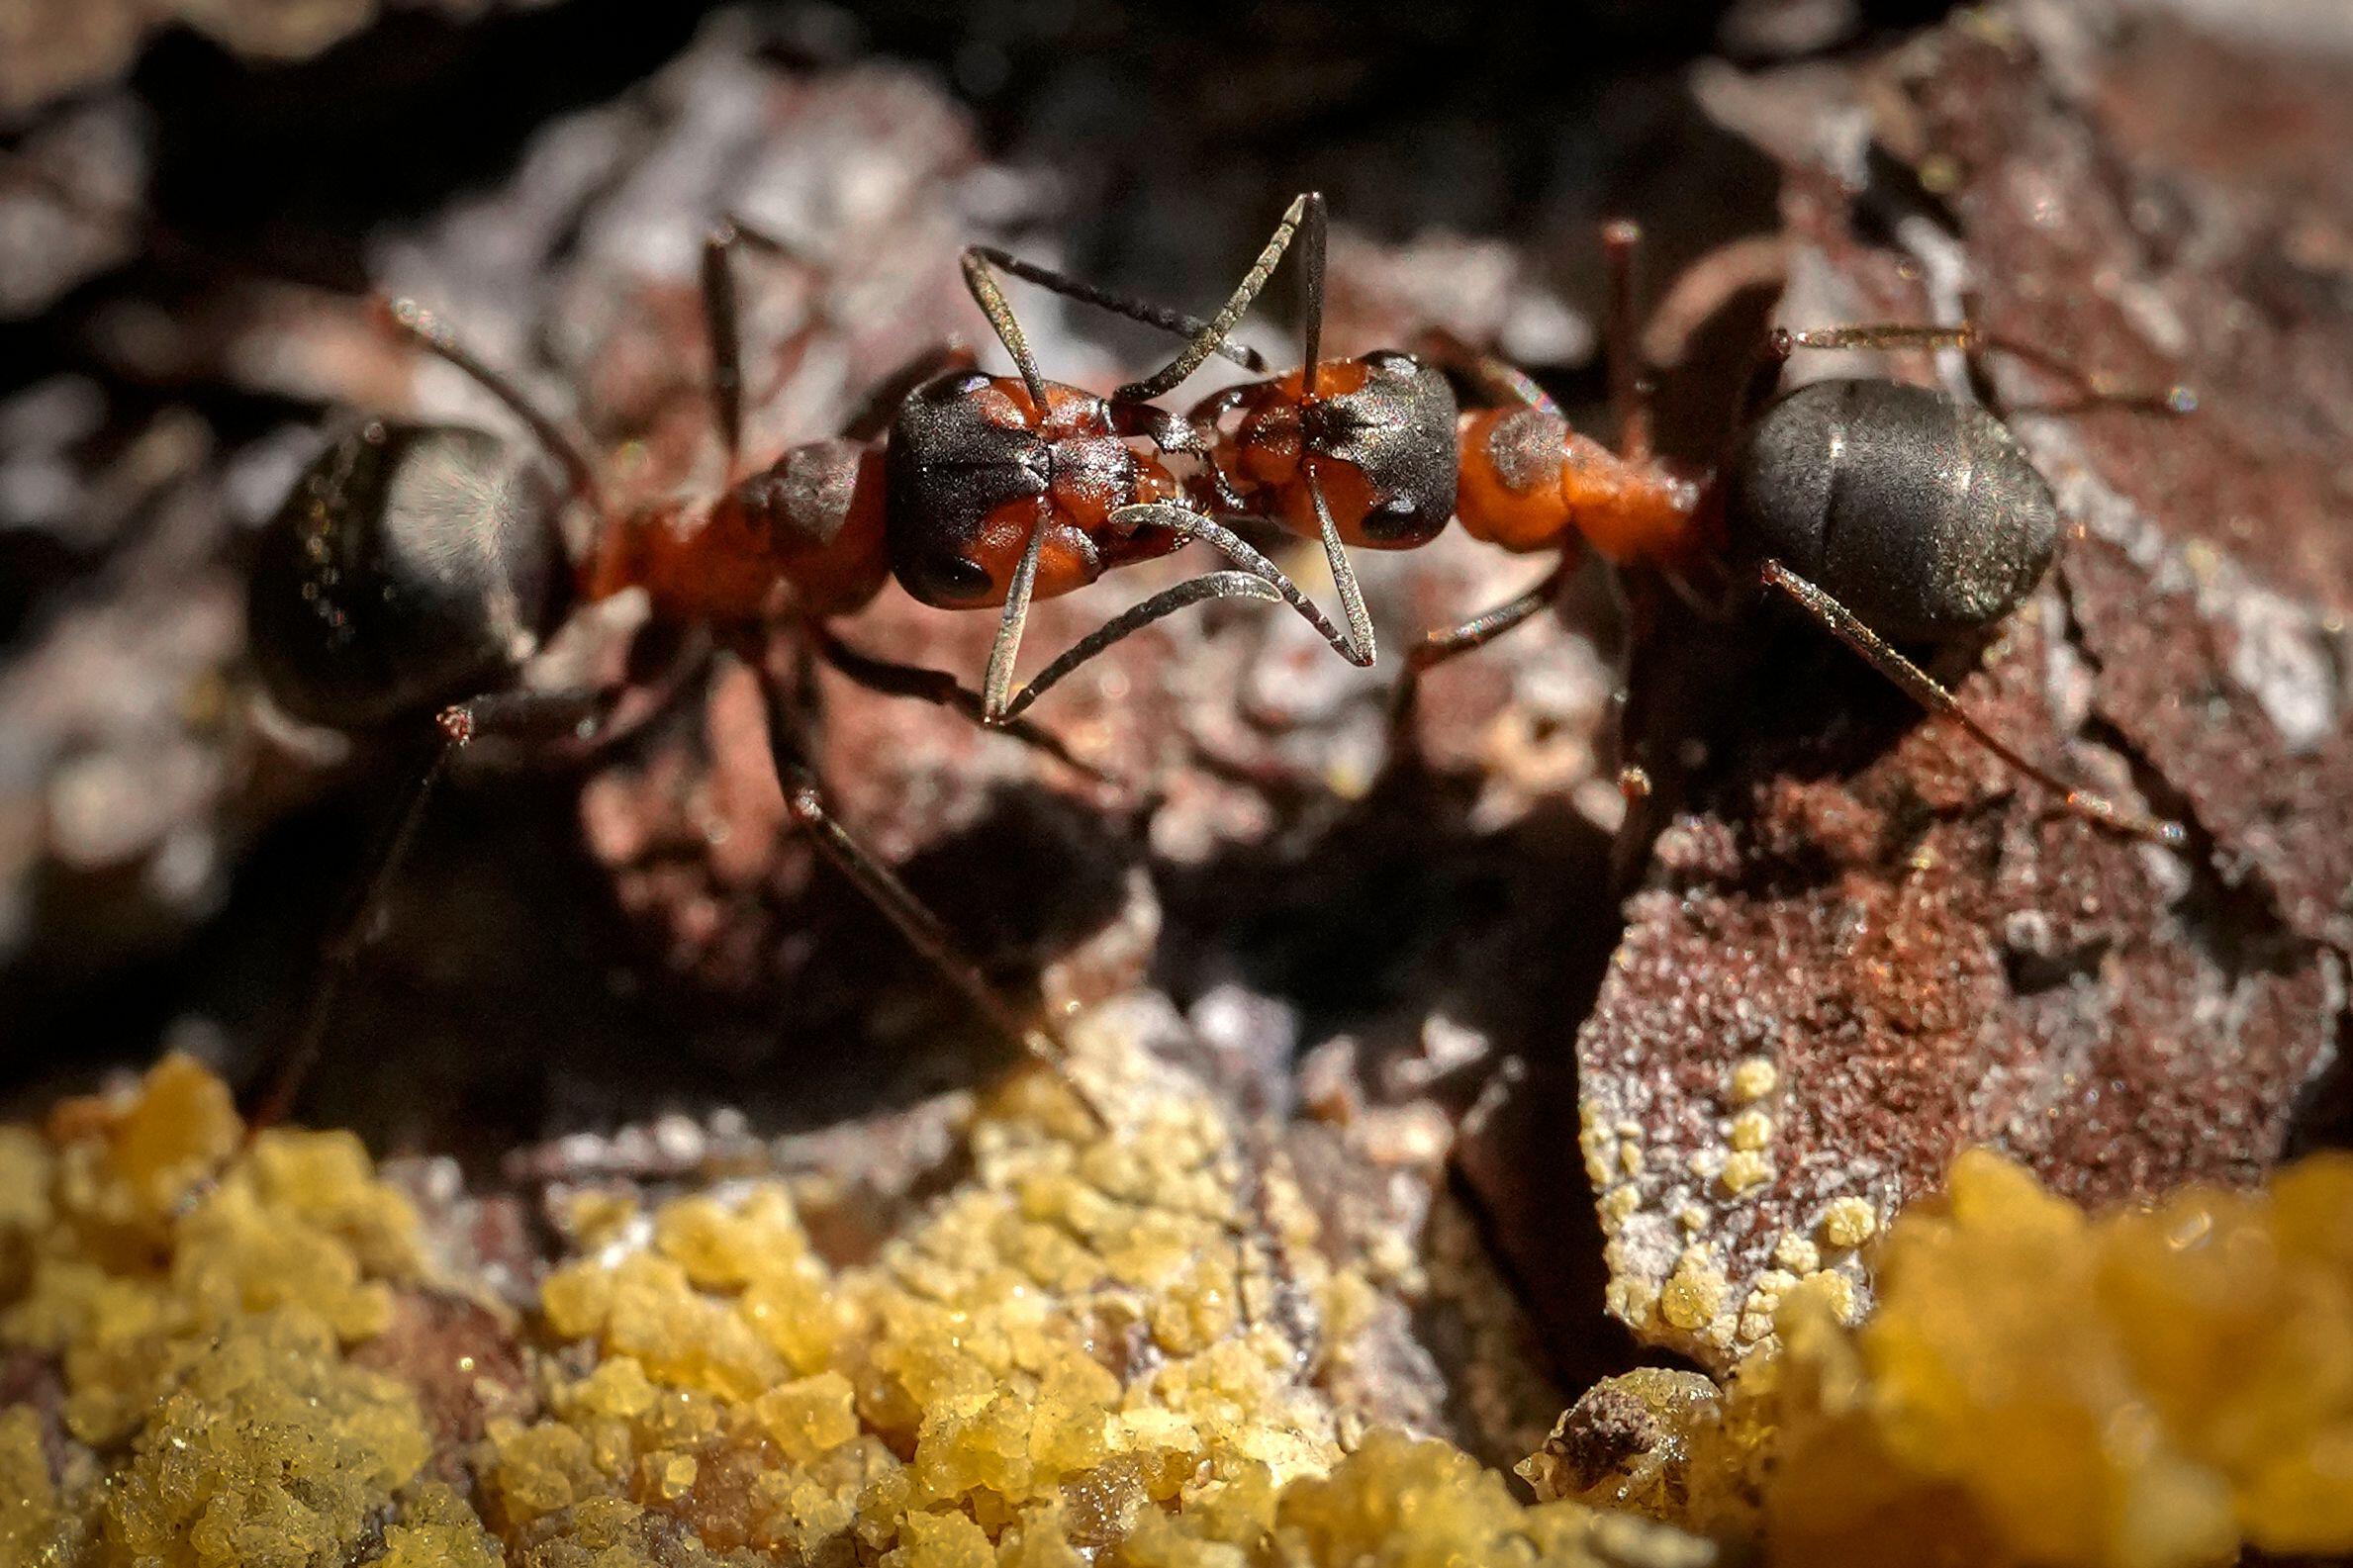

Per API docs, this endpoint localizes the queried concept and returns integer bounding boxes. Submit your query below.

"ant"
[240,210,1309,1132]
[1384,221,2195,846]
[988,198,2190,844]
[951,191,1459,721]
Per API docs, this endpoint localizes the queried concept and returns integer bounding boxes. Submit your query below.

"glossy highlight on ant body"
[1389,221,2194,846]
[241,211,1311,1130]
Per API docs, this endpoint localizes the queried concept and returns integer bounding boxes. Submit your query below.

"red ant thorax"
[583,436,892,624]
[1456,405,1704,567]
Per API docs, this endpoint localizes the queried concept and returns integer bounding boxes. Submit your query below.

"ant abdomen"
[248,420,567,730]
[1724,378,2061,645]
[886,369,1183,608]
[1206,351,1458,549]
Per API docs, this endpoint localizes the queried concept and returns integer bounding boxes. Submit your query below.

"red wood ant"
[984,198,2190,843]
[241,211,1316,1129]
[1396,220,2193,844]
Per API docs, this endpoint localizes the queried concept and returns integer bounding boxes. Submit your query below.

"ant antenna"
[1115,191,1317,403]
[959,246,1267,374]
[382,298,607,510]
[959,249,1053,413]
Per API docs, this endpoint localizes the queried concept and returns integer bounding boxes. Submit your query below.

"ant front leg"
[1758,559,2185,845]
[809,622,1111,784]
[743,649,1110,1128]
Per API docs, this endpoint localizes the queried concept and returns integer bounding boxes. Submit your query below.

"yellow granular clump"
[1816,1196,1877,1249]
[1545,1149,2353,1568]
[0,1054,437,1567]
[103,1311,432,1568]
[5,1045,1716,1568]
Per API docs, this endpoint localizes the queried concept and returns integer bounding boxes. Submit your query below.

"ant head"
[1726,379,2060,643]
[248,421,568,731]
[886,369,1181,608]
[731,437,892,617]
[1216,349,1459,548]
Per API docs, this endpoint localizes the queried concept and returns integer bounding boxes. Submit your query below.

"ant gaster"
[240,214,1283,1130]
[1394,220,2193,845]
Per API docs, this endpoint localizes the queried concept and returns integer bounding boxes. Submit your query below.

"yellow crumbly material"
[1536,1149,2353,1568]
[2,1047,1709,1568]
[0,1053,446,1568]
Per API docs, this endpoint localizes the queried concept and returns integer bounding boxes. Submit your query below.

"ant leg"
[1296,187,1328,396]
[809,623,1111,783]
[1386,556,1578,744]
[243,684,628,1136]
[1413,327,1562,416]
[1759,559,2185,845]
[381,299,606,509]
[701,223,749,473]
[1770,324,2196,415]
[1601,219,1655,460]
[960,245,1265,370]
[1116,192,1321,403]
[745,657,1109,1127]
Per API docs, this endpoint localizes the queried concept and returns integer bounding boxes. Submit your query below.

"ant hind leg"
[243,683,632,1139]
[1770,323,2196,416]
[745,652,1111,1128]
[1758,559,2185,845]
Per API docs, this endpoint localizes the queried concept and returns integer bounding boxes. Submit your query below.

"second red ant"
[984,193,2193,846]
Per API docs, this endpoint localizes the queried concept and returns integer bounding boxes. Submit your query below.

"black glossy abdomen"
[248,421,564,730]
[1724,378,2060,644]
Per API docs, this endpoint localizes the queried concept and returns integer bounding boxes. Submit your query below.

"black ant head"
[1725,379,2060,644]
[248,421,568,730]
[1216,350,1459,548]
[885,368,1179,607]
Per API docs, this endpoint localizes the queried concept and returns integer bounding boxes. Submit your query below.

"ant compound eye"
[904,548,994,605]
[1361,494,1446,546]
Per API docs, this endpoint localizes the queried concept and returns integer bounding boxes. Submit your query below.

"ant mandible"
[241,211,1289,1130]
[1385,219,2193,845]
